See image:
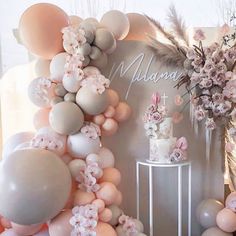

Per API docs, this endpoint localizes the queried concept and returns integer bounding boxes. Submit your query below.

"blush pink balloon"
[226,192,236,212]
[114,102,132,122]
[216,208,236,233]
[96,182,118,205]
[107,89,119,107]
[99,208,112,223]
[73,190,96,206]
[92,199,105,213]
[98,147,115,168]
[104,106,116,118]
[31,127,67,156]
[48,210,73,236]
[93,114,106,126]
[102,118,119,136]
[11,223,42,235]
[95,222,117,236]
[19,3,69,59]
[114,191,123,206]
[33,108,50,130]
[99,168,121,186]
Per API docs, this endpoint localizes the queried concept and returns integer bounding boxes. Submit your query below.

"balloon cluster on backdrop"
[0,3,156,236]
[197,193,236,235]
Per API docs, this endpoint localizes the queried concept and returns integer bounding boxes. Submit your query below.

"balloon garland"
[0,3,150,236]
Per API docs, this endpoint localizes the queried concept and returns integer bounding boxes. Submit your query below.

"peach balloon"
[48,210,73,236]
[216,208,236,233]
[69,15,83,26]
[96,182,118,205]
[102,118,119,136]
[92,199,105,213]
[99,168,121,186]
[19,3,69,59]
[12,223,42,235]
[33,108,50,130]
[93,114,106,126]
[107,89,119,107]
[74,190,96,206]
[99,208,112,223]
[125,13,155,41]
[114,102,132,122]
[95,222,117,236]
[98,147,115,168]
[114,191,123,206]
[104,106,116,118]
[0,217,11,229]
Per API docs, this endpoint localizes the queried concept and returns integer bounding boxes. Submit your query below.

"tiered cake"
[143,93,188,163]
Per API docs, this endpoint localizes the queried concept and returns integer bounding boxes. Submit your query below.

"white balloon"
[68,159,86,178]
[67,132,100,159]
[83,66,101,77]
[50,52,68,80]
[62,75,81,93]
[2,132,34,159]
[98,147,115,168]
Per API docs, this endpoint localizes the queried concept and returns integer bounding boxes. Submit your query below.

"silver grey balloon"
[0,148,72,225]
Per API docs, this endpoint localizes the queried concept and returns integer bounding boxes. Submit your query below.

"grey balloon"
[0,148,72,225]
[76,87,109,115]
[49,101,84,135]
[202,227,233,236]
[196,199,224,229]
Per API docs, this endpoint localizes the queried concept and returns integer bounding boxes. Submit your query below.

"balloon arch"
[0,3,155,236]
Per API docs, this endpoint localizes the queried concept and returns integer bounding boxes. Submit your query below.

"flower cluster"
[70,204,98,236]
[170,137,188,163]
[118,215,139,236]
[76,160,103,193]
[182,29,236,130]
[62,26,86,56]
[81,122,101,139]
[81,74,110,94]
[143,93,167,138]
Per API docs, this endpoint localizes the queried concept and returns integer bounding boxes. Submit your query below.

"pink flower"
[186,49,196,60]
[81,122,101,139]
[151,92,161,105]
[174,95,184,106]
[205,118,216,130]
[220,23,230,35]
[199,78,213,89]
[150,112,163,124]
[176,137,188,150]
[195,106,205,121]
[170,149,185,162]
[223,79,236,102]
[212,93,223,103]
[193,29,206,41]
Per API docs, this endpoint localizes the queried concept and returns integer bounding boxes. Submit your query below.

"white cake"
[148,117,188,163]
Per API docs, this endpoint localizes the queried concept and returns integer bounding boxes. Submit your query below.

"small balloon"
[104,106,116,118]
[98,147,115,168]
[73,190,96,206]
[107,89,120,107]
[68,159,86,178]
[202,227,233,236]
[62,75,81,93]
[94,28,115,51]
[89,46,102,60]
[48,210,73,236]
[216,208,236,233]
[114,102,132,122]
[54,84,67,97]
[93,114,106,126]
[50,52,68,81]
[108,205,123,226]
[99,168,121,186]
[98,208,112,223]
[196,199,224,228]
[96,182,118,205]
[102,118,119,136]
[92,199,105,213]
[83,66,101,77]
[100,10,130,40]
[95,222,117,236]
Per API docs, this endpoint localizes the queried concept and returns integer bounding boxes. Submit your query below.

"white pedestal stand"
[136,160,192,236]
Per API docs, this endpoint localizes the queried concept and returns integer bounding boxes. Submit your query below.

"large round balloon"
[125,13,155,41]
[67,132,100,158]
[202,227,233,236]
[49,102,84,135]
[76,87,109,115]
[216,208,236,233]
[100,10,130,40]
[19,3,69,59]
[48,210,73,236]
[196,199,224,228]
[0,149,72,225]
[2,132,35,159]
